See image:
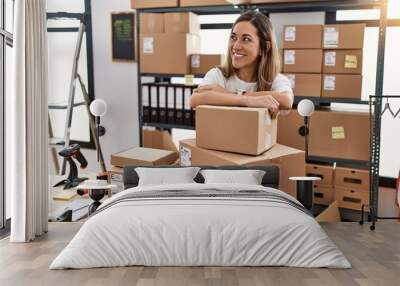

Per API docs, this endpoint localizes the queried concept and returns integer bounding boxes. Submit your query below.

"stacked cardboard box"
[190,54,225,75]
[306,164,335,206]
[140,12,200,74]
[131,0,178,9]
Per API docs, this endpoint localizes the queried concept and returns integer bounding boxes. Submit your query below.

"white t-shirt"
[200,67,293,96]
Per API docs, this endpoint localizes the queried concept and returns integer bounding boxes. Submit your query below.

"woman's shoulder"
[271,73,293,91]
[200,67,226,87]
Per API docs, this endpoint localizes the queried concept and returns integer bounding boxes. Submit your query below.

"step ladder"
[48,17,106,175]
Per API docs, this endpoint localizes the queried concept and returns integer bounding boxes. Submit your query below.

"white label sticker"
[324,51,336,66]
[284,26,296,42]
[324,27,339,48]
[284,50,295,65]
[143,37,154,54]
[324,75,336,91]
[180,146,191,166]
[286,74,295,88]
[191,55,200,68]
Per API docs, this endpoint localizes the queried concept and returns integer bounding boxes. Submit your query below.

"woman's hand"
[243,94,280,119]
[194,84,230,94]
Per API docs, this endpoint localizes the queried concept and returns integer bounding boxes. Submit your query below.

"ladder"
[48,18,106,175]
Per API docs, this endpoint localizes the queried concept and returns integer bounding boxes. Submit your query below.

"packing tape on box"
[332,126,345,139]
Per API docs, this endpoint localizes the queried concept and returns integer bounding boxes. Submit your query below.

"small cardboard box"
[140,13,164,34]
[180,138,305,197]
[283,49,322,73]
[196,105,277,156]
[323,50,363,74]
[306,164,334,186]
[111,147,178,167]
[180,0,229,6]
[131,0,178,9]
[140,33,200,74]
[313,184,334,206]
[309,109,370,161]
[190,54,224,75]
[284,73,322,97]
[283,25,323,49]
[164,12,200,34]
[334,167,369,191]
[323,24,365,49]
[143,129,178,152]
[335,187,369,211]
[277,109,305,151]
[321,74,362,99]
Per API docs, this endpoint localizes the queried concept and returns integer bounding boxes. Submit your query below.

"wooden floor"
[0,222,399,286]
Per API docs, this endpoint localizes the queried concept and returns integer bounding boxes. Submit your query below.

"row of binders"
[142,82,196,126]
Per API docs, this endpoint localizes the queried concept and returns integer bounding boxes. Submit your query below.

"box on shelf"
[196,105,277,155]
[321,74,362,99]
[313,184,334,206]
[334,167,369,191]
[309,109,370,161]
[190,54,224,75]
[164,12,200,34]
[227,0,327,4]
[323,50,363,74]
[277,109,305,151]
[335,187,369,211]
[140,33,200,74]
[283,49,322,73]
[140,13,164,34]
[111,147,178,167]
[282,25,323,49]
[131,0,178,9]
[323,24,365,49]
[284,73,321,97]
[180,138,305,197]
[306,164,334,186]
[180,0,228,7]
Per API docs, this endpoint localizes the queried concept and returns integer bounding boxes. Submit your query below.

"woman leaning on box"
[190,10,293,119]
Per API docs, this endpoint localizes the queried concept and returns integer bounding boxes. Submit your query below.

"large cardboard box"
[140,33,200,74]
[309,110,370,161]
[323,50,363,74]
[284,73,321,97]
[277,109,305,151]
[180,138,305,197]
[283,25,323,49]
[323,24,365,49]
[196,105,277,155]
[131,0,178,9]
[283,49,322,73]
[335,187,369,211]
[140,13,164,34]
[334,167,369,191]
[190,54,224,75]
[181,0,228,7]
[164,12,200,34]
[111,147,178,167]
[321,74,362,99]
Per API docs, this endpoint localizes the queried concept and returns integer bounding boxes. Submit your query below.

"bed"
[50,165,351,269]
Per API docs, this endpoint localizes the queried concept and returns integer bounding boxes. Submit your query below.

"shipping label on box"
[332,126,345,139]
[284,50,295,65]
[324,75,336,91]
[285,26,296,41]
[286,74,295,88]
[324,27,339,48]
[324,51,336,67]
[191,54,200,68]
[143,37,154,54]
[180,146,192,166]
[344,55,358,69]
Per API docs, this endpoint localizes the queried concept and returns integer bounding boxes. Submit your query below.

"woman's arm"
[245,90,294,110]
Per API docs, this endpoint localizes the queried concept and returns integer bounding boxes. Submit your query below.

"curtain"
[9,0,48,242]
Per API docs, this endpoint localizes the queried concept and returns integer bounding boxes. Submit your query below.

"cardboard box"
[284,73,321,97]
[321,74,362,99]
[335,167,369,191]
[228,0,327,4]
[323,50,363,74]
[111,147,178,167]
[283,25,323,49]
[131,0,178,9]
[190,54,224,75]
[140,13,164,34]
[180,0,229,6]
[313,184,334,206]
[277,109,305,151]
[335,187,369,211]
[306,164,334,186]
[315,201,341,223]
[283,49,322,73]
[196,105,277,155]
[140,33,200,74]
[180,138,305,197]
[309,110,370,161]
[323,24,365,49]
[164,12,200,34]
[143,129,178,152]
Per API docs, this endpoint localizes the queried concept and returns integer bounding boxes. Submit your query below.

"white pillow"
[200,169,266,185]
[135,167,201,186]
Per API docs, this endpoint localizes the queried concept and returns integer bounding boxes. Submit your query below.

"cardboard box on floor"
[180,138,305,197]
[283,25,323,49]
[284,73,322,97]
[323,50,363,74]
[180,0,229,6]
[140,33,200,74]
[196,105,277,156]
[164,12,200,34]
[190,54,225,75]
[323,24,365,49]
[111,147,178,167]
[283,49,322,73]
[131,0,178,9]
[140,13,164,34]
[277,109,305,151]
[321,74,362,99]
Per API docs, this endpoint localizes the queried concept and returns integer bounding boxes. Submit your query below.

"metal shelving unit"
[136,0,388,228]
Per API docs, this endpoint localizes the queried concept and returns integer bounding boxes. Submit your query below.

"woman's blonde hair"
[219,10,281,91]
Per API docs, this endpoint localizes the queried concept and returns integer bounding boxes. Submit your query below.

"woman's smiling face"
[229,21,260,71]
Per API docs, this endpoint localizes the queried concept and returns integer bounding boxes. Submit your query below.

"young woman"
[190,11,293,118]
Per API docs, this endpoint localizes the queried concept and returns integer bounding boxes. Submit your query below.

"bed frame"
[123,165,280,190]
